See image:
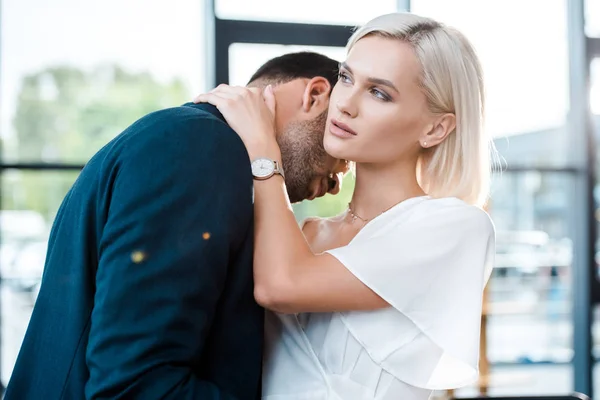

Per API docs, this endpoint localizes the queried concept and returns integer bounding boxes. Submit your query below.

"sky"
[1,0,598,150]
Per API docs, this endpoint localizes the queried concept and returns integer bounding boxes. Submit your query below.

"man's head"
[248,52,347,203]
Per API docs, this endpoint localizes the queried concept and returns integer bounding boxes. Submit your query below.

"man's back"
[5,103,263,399]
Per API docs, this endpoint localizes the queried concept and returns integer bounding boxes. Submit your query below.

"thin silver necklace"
[347,201,399,224]
[348,195,428,223]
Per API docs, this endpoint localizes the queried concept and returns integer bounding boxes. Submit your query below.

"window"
[216,0,398,25]
[591,58,600,115]
[1,170,79,383]
[447,171,575,397]
[586,0,600,37]
[1,0,206,163]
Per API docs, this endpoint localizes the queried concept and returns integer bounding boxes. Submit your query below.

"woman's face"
[324,35,433,165]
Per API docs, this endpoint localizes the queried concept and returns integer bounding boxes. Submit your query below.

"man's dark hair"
[248,52,340,91]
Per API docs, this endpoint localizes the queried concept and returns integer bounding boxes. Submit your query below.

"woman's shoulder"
[406,196,495,234]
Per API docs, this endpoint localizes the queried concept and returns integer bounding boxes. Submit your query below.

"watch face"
[252,158,275,178]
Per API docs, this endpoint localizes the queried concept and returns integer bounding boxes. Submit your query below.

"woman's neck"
[349,160,426,221]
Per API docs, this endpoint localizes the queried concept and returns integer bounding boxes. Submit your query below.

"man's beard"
[278,111,328,203]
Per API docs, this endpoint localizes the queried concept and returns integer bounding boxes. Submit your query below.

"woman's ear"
[302,76,332,114]
[422,113,456,148]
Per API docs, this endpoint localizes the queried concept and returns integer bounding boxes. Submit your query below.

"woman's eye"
[371,88,390,101]
[338,72,351,83]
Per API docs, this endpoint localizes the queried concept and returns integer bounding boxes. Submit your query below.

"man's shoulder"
[141,103,229,131]
[87,102,247,178]
[121,103,242,154]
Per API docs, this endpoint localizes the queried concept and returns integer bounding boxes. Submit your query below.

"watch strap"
[272,160,285,180]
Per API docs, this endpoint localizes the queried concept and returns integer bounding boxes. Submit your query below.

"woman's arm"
[194,85,387,314]
[252,170,388,313]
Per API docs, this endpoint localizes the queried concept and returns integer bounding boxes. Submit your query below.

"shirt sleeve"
[325,201,495,390]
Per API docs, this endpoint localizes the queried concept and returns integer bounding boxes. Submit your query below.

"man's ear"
[302,76,331,114]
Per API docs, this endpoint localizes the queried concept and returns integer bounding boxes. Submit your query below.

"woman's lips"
[330,118,357,138]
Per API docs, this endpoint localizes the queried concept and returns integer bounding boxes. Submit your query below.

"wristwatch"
[251,157,285,180]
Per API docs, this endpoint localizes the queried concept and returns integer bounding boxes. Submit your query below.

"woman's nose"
[335,94,357,118]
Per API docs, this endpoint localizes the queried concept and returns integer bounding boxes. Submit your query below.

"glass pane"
[592,58,600,116]
[592,59,600,398]
[586,0,600,37]
[593,59,600,296]
[216,0,398,25]
[451,171,574,397]
[1,170,80,385]
[592,308,600,397]
[1,0,206,164]
[228,42,351,220]
[412,0,570,168]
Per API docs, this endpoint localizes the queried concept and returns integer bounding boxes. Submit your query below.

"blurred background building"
[1,0,600,398]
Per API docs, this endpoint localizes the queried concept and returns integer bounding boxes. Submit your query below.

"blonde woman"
[196,12,496,400]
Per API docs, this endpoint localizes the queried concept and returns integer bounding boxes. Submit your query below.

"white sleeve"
[326,202,495,390]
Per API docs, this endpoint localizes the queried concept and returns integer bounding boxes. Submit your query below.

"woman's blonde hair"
[348,13,495,207]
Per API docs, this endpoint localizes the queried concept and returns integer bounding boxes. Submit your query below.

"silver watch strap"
[273,160,285,180]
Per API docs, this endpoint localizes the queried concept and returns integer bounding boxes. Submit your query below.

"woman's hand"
[193,84,280,159]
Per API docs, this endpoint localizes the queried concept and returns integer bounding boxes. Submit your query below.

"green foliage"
[14,65,187,162]
[8,65,187,219]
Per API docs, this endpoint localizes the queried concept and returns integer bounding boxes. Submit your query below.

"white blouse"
[262,196,496,400]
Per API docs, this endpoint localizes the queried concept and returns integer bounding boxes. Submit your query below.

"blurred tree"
[8,65,188,219]
[14,65,187,162]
